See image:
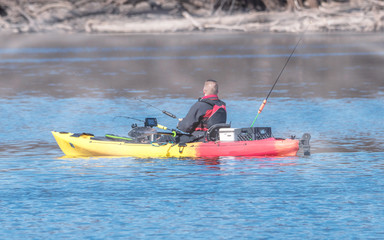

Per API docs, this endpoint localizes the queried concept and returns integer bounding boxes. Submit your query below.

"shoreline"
[0,1,383,34]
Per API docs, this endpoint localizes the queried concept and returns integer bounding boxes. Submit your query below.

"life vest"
[195,97,227,131]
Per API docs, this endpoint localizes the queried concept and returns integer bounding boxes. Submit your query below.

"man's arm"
[177,102,209,133]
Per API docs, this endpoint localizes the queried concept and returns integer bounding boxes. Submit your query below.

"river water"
[0,32,383,239]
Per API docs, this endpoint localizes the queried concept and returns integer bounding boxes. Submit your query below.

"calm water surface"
[1,32,384,239]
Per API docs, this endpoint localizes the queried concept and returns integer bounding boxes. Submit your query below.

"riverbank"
[0,0,383,34]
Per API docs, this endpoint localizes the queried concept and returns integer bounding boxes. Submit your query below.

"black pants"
[176,131,205,144]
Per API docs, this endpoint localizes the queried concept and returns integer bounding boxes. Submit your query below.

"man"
[177,79,227,142]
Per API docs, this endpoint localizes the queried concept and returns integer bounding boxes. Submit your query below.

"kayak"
[51,128,310,158]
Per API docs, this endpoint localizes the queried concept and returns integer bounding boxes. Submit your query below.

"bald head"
[203,79,219,96]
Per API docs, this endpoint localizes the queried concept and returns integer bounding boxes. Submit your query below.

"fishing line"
[250,26,308,127]
[113,116,144,122]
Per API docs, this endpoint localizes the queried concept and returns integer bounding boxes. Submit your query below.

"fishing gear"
[135,98,178,119]
[143,118,191,137]
[114,116,178,137]
[250,32,305,127]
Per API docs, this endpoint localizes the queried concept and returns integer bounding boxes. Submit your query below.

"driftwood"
[0,0,383,33]
[182,11,204,30]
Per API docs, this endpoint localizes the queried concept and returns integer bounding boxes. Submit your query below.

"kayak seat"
[206,123,231,142]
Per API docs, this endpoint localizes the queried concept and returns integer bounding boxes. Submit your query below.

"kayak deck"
[52,131,302,158]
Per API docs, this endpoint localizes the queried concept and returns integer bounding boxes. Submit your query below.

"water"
[1,32,384,239]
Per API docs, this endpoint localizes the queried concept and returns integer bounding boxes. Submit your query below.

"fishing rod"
[135,98,178,119]
[250,32,305,127]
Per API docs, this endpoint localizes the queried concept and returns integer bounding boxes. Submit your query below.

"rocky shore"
[0,0,383,34]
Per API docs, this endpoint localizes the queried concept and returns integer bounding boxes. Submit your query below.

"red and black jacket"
[177,95,227,133]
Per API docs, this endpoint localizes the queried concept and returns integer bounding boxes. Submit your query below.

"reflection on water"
[1,33,383,99]
[0,32,384,239]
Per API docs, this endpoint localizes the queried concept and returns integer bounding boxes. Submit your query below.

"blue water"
[1,33,384,239]
[1,152,383,239]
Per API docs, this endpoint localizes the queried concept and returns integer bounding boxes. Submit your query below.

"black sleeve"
[177,101,210,133]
